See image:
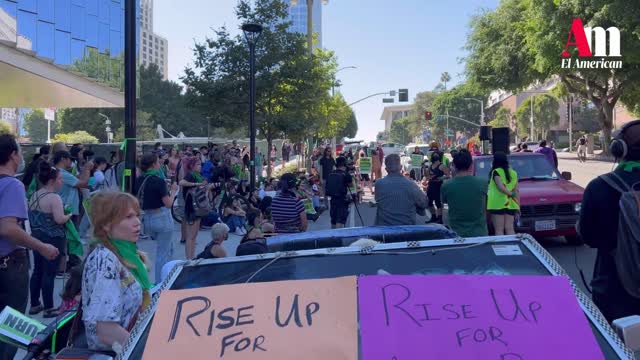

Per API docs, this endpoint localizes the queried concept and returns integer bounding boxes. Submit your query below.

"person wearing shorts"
[487,152,519,235]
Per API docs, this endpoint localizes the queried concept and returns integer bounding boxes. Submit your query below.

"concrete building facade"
[139,0,167,80]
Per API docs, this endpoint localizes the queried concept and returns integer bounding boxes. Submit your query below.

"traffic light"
[425,111,432,121]
[398,89,409,102]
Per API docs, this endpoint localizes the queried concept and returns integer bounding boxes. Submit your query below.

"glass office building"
[287,0,322,48]
[0,0,138,107]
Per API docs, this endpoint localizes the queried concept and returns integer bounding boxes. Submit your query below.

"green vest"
[487,168,519,210]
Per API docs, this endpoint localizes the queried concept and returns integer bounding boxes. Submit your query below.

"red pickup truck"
[473,153,584,245]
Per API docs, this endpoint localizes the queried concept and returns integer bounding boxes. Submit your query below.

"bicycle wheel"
[171,192,185,224]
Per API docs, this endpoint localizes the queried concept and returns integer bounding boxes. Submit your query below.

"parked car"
[380,142,404,156]
[473,152,584,245]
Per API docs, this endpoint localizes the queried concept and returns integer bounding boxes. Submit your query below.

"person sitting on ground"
[236,210,271,256]
[271,173,308,233]
[441,149,488,237]
[196,223,229,260]
[223,197,247,236]
[375,154,428,226]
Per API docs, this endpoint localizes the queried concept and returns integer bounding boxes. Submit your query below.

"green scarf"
[144,169,164,179]
[191,171,204,183]
[110,239,152,290]
[617,161,640,173]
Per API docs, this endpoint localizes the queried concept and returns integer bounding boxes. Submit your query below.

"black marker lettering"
[220,331,243,358]
[416,304,440,321]
[461,305,477,319]
[528,301,542,323]
[500,353,524,360]
[305,302,320,326]
[253,335,267,352]
[275,294,303,327]
[455,328,471,347]
[168,296,211,342]
[473,328,487,342]
[235,337,251,352]
[236,305,255,326]
[490,289,529,322]
[207,308,216,336]
[216,307,235,330]
[489,326,508,347]
[382,283,421,327]
[442,304,460,320]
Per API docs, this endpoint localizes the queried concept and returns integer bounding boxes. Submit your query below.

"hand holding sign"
[144,277,357,360]
[358,275,604,360]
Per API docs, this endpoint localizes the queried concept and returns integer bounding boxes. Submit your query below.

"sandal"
[43,308,59,318]
[29,304,43,315]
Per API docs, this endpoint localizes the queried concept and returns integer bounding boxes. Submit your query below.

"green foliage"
[112,111,156,142]
[70,48,124,91]
[514,95,560,139]
[465,0,640,152]
[429,82,488,138]
[488,107,512,128]
[389,117,413,145]
[54,131,99,144]
[24,110,50,143]
[0,120,11,135]
[139,64,207,137]
[58,108,121,143]
[273,163,300,178]
[377,131,389,142]
[337,109,358,140]
[183,0,341,148]
[440,72,452,90]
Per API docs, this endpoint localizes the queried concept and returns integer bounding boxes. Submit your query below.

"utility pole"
[568,97,573,152]
[124,0,137,194]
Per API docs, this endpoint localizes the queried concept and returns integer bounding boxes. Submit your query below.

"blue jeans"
[225,215,245,232]
[142,208,175,283]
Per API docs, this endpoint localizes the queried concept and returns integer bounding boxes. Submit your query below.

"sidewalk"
[556,150,614,162]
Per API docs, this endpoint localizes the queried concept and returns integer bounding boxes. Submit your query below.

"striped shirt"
[271,192,305,233]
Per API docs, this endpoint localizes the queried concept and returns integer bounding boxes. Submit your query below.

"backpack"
[189,186,212,217]
[325,170,348,198]
[600,172,640,298]
[579,138,586,146]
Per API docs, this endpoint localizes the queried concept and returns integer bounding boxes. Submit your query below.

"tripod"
[347,186,365,226]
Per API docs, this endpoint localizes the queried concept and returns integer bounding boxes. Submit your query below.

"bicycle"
[171,179,249,224]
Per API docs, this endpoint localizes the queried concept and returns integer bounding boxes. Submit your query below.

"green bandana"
[191,171,204,183]
[110,239,152,290]
[617,161,640,173]
[144,169,164,179]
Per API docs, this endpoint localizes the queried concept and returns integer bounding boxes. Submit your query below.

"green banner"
[359,157,372,175]
[411,154,424,168]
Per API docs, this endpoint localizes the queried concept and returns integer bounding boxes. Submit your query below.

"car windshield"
[475,155,560,180]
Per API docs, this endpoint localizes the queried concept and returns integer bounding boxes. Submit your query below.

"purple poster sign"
[358,275,604,360]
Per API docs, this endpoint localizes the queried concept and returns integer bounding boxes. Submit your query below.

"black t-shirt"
[320,157,336,179]
[579,167,640,321]
[135,175,168,210]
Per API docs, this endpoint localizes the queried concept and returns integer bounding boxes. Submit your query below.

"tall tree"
[488,107,512,128]
[390,117,413,145]
[466,0,640,153]
[24,109,51,143]
[183,0,337,176]
[514,95,561,140]
[429,82,488,142]
[440,72,452,90]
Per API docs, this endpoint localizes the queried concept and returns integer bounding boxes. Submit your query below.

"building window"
[143,39,146,45]
[143,46,146,52]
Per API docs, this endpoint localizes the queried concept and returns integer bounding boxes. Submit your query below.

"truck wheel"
[565,235,584,246]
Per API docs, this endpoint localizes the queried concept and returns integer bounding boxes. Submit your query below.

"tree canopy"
[24,110,50,143]
[514,95,561,139]
[0,121,11,135]
[465,0,640,152]
[54,131,99,144]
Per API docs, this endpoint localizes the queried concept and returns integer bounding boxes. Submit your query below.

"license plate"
[535,220,557,231]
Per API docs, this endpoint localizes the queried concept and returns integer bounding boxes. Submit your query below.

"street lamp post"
[99,113,112,144]
[124,0,137,194]
[242,23,264,192]
[464,97,485,152]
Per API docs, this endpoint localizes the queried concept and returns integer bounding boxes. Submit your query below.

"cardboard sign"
[144,277,358,360]
[411,154,424,168]
[0,306,46,349]
[358,275,604,360]
[359,157,372,175]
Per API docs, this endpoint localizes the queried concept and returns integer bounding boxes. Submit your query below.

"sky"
[154,0,499,142]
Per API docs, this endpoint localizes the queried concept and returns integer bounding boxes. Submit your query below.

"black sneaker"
[180,239,186,244]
